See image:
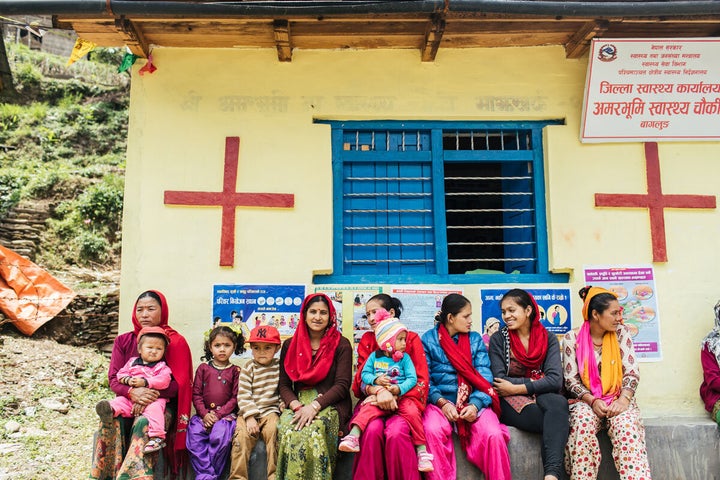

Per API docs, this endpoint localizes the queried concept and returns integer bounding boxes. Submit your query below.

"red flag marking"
[594,142,715,263]
[164,137,294,267]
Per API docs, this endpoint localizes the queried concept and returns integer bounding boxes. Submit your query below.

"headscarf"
[131,290,193,472]
[437,322,501,449]
[507,292,548,375]
[576,286,622,404]
[701,300,720,363]
[283,293,341,385]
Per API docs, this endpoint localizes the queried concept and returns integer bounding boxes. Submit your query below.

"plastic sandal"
[143,437,166,453]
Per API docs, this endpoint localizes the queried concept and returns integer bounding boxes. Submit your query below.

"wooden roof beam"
[422,12,446,62]
[115,17,150,58]
[564,19,609,59]
[274,19,292,62]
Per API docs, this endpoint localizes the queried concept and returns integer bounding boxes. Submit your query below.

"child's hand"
[245,416,259,436]
[375,375,392,386]
[202,411,218,428]
[128,377,147,388]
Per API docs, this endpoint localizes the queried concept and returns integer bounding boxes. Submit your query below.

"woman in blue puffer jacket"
[421,293,511,480]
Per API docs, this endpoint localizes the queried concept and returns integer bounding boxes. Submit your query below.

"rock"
[3,421,20,433]
[0,443,21,455]
[39,398,69,414]
[23,407,36,417]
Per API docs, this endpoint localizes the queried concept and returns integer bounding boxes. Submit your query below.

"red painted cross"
[164,137,294,267]
[594,142,715,263]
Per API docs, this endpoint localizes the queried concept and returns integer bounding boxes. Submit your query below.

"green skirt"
[276,389,340,480]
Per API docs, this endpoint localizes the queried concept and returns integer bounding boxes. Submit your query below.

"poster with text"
[584,266,661,361]
[314,286,382,343]
[479,288,572,338]
[581,38,720,142]
[391,287,464,336]
[212,284,306,340]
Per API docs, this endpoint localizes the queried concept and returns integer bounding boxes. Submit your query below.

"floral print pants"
[565,400,652,480]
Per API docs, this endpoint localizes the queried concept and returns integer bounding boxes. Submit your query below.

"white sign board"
[581,38,720,143]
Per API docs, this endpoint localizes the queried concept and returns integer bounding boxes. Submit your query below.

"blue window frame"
[315,120,568,284]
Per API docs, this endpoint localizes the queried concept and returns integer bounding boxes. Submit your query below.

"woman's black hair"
[367,293,403,319]
[202,326,245,361]
[579,286,617,317]
[137,290,162,305]
[500,288,538,323]
[435,293,470,325]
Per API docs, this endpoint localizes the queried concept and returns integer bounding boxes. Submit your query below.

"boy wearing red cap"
[95,326,173,453]
[229,325,282,480]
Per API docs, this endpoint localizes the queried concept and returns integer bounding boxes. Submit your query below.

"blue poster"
[212,284,305,337]
[479,288,572,336]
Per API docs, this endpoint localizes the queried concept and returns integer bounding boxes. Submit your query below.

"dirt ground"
[0,333,110,479]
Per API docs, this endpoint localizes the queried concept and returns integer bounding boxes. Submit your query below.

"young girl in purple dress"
[186,326,245,480]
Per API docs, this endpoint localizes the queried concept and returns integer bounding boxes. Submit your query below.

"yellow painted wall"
[120,46,720,417]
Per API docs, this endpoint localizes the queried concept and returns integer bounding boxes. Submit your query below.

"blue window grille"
[318,120,567,284]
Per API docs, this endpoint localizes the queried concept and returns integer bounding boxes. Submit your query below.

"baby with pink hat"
[339,309,434,472]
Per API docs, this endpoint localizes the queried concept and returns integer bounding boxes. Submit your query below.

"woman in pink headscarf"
[562,286,651,480]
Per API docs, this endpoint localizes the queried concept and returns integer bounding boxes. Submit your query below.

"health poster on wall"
[314,286,382,342]
[391,287,464,336]
[479,288,572,337]
[212,284,306,339]
[584,266,662,361]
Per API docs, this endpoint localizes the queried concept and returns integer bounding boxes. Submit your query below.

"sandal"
[143,437,166,453]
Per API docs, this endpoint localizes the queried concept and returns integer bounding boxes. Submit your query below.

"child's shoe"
[338,434,360,452]
[417,451,434,472]
[143,437,166,453]
[95,400,114,425]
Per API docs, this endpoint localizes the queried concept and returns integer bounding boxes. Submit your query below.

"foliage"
[0,41,128,268]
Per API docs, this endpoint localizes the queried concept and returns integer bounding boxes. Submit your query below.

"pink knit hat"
[374,308,408,362]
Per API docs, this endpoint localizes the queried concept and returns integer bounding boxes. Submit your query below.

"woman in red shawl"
[488,288,568,480]
[90,290,194,480]
[277,293,352,480]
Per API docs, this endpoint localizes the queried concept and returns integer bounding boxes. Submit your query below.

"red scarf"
[131,290,193,473]
[508,294,548,376]
[438,323,501,449]
[284,293,341,385]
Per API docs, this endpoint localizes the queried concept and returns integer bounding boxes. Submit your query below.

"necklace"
[211,361,231,384]
[592,341,603,348]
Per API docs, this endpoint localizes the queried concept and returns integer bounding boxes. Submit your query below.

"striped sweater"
[237,357,281,419]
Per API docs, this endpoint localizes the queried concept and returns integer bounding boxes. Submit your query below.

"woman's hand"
[290,404,318,430]
[440,402,459,422]
[492,378,522,397]
[606,395,630,418]
[128,386,159,406]
[458,404,479,422]
[374,387,398,411]
[590,398,609,418]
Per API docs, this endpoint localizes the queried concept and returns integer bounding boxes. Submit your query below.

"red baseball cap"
[248,325,281,345]
[138,326,170,345]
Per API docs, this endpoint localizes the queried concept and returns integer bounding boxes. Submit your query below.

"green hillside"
[0,42,128,269]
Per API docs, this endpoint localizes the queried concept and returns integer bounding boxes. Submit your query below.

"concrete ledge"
[150,416,720,479]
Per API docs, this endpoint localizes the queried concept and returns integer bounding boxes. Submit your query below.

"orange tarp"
[0,244,76,335]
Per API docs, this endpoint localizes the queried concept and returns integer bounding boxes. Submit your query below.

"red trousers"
[351,396,425,445]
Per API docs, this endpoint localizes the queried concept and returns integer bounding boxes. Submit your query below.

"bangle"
[292,403,302,412]
[590,398,599,409]
[437,398,449,409]
[375,386,388,395]
[621,392,633,402]
[311,400,322,412]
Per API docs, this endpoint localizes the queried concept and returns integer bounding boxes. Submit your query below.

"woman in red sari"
[90,290,194,480]
[351,293,429,480]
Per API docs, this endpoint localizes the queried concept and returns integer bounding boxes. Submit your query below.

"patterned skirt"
[276,389,340,480]
[89,416,155,480]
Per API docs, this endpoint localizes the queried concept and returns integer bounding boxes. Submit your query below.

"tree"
[0,26,17,98]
